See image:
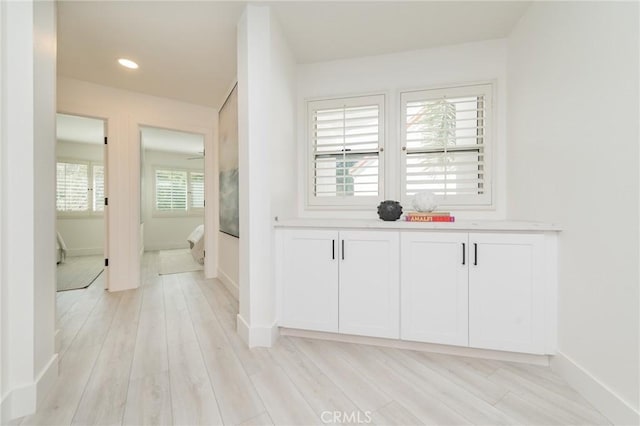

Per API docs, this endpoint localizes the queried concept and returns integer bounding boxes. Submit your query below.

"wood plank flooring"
[19,252,610,426]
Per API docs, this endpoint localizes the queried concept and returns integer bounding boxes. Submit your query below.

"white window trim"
[56,158,104,218]
[399,82,495,209]
[152,165,205,218]
[305,93,386,209]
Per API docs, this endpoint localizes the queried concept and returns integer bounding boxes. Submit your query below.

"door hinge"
[104,197,108,206]
[104,136,108,145]
[204,199,205,207]
[104,258,109,267]
[203,250,206,258]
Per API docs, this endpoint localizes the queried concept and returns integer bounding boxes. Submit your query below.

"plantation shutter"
[155,169,187,211]
[93,164,105,212]
[56,162,89,212]
[309,95,384,204]
[189,171,205,209]
[401,84,492,206]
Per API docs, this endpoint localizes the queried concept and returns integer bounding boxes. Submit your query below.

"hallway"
[18,253,608,425]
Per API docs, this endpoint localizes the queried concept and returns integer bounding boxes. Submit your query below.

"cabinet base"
[279,327,551,366]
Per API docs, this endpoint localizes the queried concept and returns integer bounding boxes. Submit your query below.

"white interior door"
[103,125,109,290]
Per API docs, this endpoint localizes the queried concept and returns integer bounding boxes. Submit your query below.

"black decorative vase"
[377,200,403,221]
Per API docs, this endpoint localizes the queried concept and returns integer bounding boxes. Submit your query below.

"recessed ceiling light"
[118,58,139,69]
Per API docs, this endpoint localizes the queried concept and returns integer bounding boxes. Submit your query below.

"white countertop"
[273,218,562,232]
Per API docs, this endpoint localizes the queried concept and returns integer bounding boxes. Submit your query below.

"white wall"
[218,231,239,297]
[236,5,297,346]
[142,149,204,251]
[58,77,219,290]
[0,0,57,420]
[507,2,639,424]
[0,1,4,418]
[269,12,298,222]
[217,81,240,298]
[56,140,104,256]
[296,39,508,220]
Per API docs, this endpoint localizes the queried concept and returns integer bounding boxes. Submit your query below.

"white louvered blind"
[56,162,89,212]
[401,84,492,206]
[309,95,384,206]
[155,169,188,211]
[93,164,105,212]
[189,171,205,209]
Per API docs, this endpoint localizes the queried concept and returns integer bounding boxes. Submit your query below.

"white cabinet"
[280,229,339,332]
[468,233,546,354]
[277,225,556,356]
[340,231,399,338]
[279,229,399,338]
[400,232,469,346]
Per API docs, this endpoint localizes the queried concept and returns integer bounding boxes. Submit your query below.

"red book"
[405,215,455,222]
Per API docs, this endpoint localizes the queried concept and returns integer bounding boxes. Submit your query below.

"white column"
[0,0,58,421]
[236,5,277,347]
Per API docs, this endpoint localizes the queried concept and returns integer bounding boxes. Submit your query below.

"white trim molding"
[551,352,639,426]
[218,268,239,300]
[280,328,550,366]
[0,354,58,422]
[236,314,279,348]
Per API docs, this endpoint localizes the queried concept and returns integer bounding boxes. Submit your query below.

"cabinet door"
[280,229,339,332]
[468,233,545,354]
[400,232,469,346]
[339,231,400,338]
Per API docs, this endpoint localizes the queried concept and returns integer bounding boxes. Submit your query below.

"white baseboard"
[551,352,639,425]
[217,268,239,300]
[66,247,103,257]
[280,328,550,366]
[1,354,58,422]
[0,391,11,424]
[236,314,278,348]
[35,355,58,408]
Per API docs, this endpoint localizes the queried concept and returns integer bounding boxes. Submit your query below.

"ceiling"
[57,1,530,109]
[272,2,530,64]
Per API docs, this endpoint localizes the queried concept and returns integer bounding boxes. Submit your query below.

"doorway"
[139,126,206,278]
[55,113,107,292]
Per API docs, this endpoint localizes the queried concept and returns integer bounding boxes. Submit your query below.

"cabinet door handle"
[462,243,466,265]
[332,240,335,260]
[341,240,345,260]
[473,243,478,266]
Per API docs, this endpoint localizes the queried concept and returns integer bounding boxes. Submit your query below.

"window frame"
[56,158,104,218]
[306,94,386,209]
[399,82,494,209]
[152,166,205,217]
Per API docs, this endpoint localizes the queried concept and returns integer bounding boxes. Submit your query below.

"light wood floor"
[19,252,610,426]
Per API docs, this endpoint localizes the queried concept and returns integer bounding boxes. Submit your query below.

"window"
[93,164,105,212]
[401,83,492,207]
[307,94,384,207]
[56,161,104,215]
[154,168,204,214]
[189,171,205,209]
